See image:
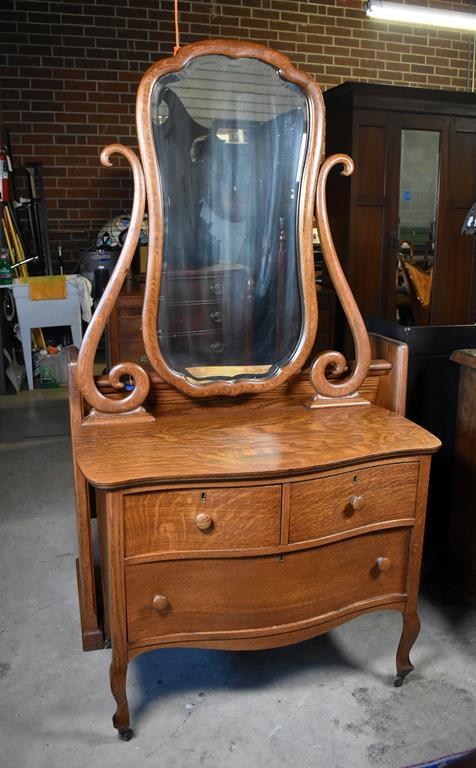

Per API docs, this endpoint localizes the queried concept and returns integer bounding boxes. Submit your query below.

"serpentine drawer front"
[125,528,411,644]
[124,485,282,556]
[289,462,419,543]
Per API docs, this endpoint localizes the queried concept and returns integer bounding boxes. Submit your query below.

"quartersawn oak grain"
[310,153,371,405]
[124,485,282,556]
[76,145,151,417]
[125,528,410,644]
[75,403,440,489]
[289,462,419,543]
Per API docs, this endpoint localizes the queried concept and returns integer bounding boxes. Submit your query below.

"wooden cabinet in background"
[449,348,476,605]
[323,83,476,345]
[107,280,148,370]
[107,264,253,371]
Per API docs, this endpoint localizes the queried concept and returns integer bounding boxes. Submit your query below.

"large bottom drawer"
[126,528,410,644]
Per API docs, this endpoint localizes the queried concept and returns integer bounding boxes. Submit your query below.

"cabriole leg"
[110,660,133,740]
[394,612,421,687]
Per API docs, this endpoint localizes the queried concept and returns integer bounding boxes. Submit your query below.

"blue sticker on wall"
[403,190,412,201]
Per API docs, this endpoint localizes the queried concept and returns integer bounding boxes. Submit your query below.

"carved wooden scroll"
[307,154,371,408]
[76,144,153,422]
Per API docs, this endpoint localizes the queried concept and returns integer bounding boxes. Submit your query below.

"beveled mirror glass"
[150,54,309,383]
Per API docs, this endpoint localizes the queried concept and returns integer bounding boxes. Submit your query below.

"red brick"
[3,0,470,262]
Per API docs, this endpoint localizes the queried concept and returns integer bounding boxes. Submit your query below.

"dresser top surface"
[74,403,440,489]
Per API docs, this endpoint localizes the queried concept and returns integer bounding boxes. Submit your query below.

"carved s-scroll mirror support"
[76,144,153,423]
[307,154,371,408]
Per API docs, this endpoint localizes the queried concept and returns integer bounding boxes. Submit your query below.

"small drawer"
[116,298,142,317]
[158,302,225,336]
[289,463,419,544]
[118,315,143,341]
[159,329,225,359]
[124,485,282,557]
[125,528,410,643]
[118,306,227,340]
[164,274,231,303]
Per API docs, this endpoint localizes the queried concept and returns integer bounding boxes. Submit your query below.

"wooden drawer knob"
[210,280,223,296]
[376,557,391,572]
[194,512,213,531]
[152,594,169,611]
[350,494,365,511]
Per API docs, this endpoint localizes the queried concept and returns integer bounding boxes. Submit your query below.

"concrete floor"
[0,390,475,768]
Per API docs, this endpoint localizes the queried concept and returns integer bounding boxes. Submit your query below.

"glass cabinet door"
[396,128,440,325]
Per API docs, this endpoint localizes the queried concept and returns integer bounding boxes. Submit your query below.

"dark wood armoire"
[323,83,476,343]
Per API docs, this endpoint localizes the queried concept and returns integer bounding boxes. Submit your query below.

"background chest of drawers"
[106,266,253,372]
[106,275,336,372]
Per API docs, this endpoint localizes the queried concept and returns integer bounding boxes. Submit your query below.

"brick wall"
[1,0,474,269]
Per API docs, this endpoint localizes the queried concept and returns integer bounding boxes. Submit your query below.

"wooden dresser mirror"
[75,40,371,415]
[143,49,316,393]
[68,40,440,741]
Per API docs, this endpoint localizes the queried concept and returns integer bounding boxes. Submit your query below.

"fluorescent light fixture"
[366,0,476,32]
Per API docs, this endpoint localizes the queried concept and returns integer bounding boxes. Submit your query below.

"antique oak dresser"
[68,40,440,740]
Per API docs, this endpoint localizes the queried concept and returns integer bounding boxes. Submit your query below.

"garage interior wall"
[1,0,474,269]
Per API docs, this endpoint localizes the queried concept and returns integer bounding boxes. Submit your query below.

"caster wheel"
[394,671,410,687]
[119,727,134,741]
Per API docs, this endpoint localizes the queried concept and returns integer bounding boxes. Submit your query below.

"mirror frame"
[137,39,324,398]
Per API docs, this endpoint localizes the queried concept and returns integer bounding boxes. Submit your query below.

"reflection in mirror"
[151,55,308,381]
[396,129,440,325]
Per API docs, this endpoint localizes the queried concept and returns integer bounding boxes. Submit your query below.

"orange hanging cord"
[173,0,181,55]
